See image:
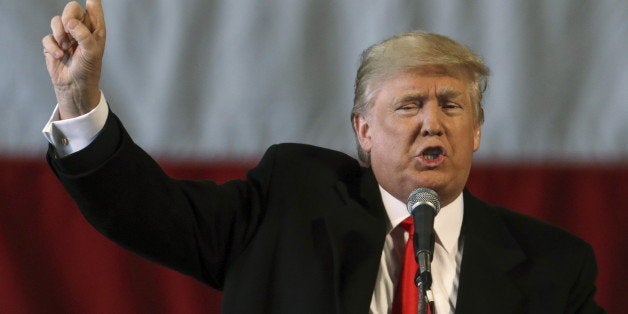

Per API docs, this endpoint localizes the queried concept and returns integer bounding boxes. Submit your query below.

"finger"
[42,34,64,59]
[61,1,86,28]
[50,16,69,50]
[43,47,61,78]
[85,0,105,38]
[64,18,94,49]
[61,1,85,22]
[61,2,85,48]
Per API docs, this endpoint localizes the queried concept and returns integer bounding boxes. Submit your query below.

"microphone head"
[407,188,441,215]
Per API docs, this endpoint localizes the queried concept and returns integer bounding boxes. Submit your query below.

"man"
[42,1,603,313]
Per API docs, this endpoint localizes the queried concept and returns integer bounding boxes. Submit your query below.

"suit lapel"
[312,167,387,314]
[310,172,532,313]
[455,191,528,313]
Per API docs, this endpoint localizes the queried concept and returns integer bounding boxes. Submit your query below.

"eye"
[441,101,462,110]
[396,102,420,111]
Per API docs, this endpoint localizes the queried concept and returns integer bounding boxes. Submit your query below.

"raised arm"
[42,0,106,120]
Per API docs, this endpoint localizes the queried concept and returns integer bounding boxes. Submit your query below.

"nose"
[420,103,443,136]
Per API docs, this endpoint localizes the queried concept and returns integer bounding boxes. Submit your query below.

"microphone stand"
[415,250,434,314]
[417,281,429,314]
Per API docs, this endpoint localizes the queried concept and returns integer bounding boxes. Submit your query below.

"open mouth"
[420,146,446,160]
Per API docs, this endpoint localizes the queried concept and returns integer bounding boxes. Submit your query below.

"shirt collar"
[378,186,464,254]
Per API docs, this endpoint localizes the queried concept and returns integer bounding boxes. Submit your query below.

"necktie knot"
[400,216,414,234]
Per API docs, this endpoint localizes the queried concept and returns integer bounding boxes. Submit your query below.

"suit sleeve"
[47,110,276,290]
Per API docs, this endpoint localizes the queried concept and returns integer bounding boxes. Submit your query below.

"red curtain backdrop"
[1,158,626,313]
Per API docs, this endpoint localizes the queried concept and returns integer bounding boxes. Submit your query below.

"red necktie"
[392,217,433,314]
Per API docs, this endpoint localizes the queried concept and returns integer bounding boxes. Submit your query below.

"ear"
[353,114,372,153]
[473,126,481,152]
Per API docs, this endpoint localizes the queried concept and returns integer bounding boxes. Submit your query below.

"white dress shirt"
[42,92,109,157]
[43,94,464,313]
[370,187,464,314]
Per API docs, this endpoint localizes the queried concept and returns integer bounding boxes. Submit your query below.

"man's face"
[354,67,481,206]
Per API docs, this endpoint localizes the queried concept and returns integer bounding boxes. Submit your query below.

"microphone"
[406,188,441,289]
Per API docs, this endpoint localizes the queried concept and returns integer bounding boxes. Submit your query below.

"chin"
[412,171,448,188]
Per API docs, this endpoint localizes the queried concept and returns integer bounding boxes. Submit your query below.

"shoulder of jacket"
[252,143,364,186]
[492,204,591,254]
[269,143,359,166]
[465,192,591,255]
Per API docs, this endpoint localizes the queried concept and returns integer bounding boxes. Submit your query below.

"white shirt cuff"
[42,92,109,157]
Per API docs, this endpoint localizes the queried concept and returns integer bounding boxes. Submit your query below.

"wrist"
[54,83,101,119]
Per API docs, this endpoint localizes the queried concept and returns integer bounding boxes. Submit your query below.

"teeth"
[421,147,444,160]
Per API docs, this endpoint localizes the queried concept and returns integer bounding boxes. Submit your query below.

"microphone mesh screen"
[407,188,441,215]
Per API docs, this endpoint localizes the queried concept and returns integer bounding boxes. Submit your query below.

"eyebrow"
[395,92,427,104]
[394,88,464,105]
[436,88,463,102]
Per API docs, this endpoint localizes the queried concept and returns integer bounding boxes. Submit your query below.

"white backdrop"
[3,0,627,162]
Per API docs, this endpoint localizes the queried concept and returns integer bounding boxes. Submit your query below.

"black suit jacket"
[48,112,603,313]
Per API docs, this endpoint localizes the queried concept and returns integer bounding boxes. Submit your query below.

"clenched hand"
[42,0,106,119]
